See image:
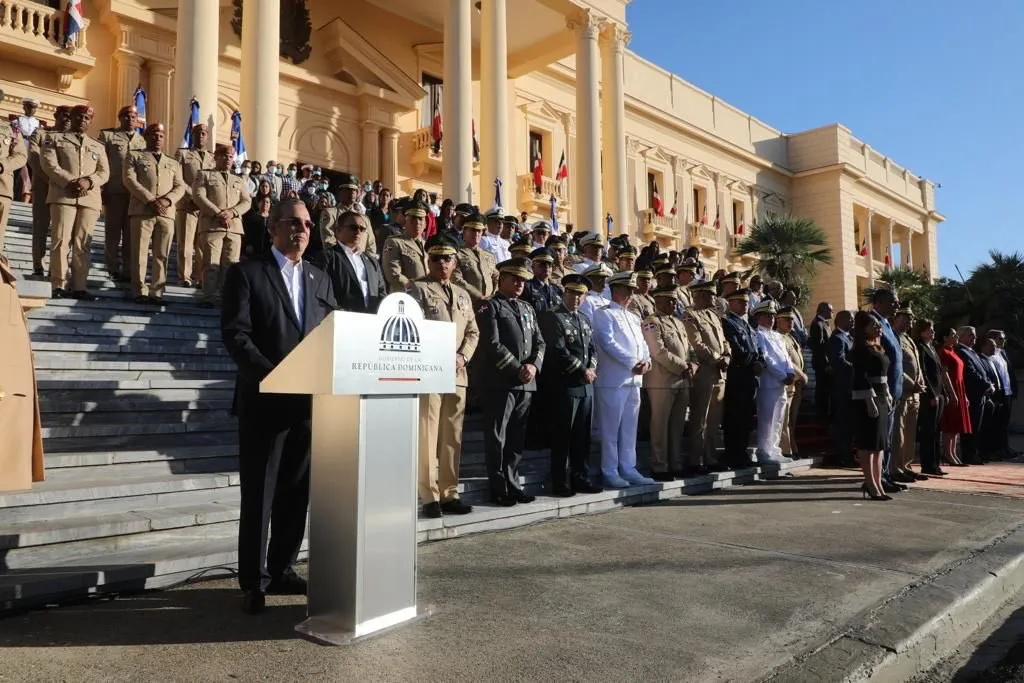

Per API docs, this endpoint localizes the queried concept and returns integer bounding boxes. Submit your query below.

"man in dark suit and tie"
[808,302,834,421]
[309,209,386,313]
[868,289,904,492]
[221,197,338,615]
[827,310,855,466]
[956,326,995,464]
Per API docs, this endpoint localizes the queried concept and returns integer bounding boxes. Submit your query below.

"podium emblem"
[379,300,421,353]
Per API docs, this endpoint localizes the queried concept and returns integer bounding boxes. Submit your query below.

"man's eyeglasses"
[342,222,367,233]
[429,255,454,263]
[277,217,313,231]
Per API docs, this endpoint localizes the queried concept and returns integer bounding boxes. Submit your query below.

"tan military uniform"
[682,306,730,468]
[676,284,693,311]
[780,332,806,457]
[381,234,427,293]
[40,132,110,292]
[123,150,186,299]
[27,128,55,269]
[893,331,924,472]
[318,205,377,255]
[410,277,480,504]
[97,128,146,276]
[642,312,693,474]
[193,169,251,303]
[0,121,29,252]
[453,245,498,307]
[550,261,568,286]
[174,148,215,285]
[629,292,656,321]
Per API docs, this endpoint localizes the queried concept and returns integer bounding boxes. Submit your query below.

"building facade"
[0,0,943,310]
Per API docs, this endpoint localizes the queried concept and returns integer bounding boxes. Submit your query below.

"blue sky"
[626,0,1024,279]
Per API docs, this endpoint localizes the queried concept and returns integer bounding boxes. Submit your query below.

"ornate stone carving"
[56,69,74,92]
[232,0,312,65]
[600,22,631,51]
[626,137,641,157]
[566,8,600,40]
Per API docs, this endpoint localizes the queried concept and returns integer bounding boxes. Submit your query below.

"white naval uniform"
[579,289,610,324]
[755,326,795,462]
[593,302,652,484]
[479,233,511,262]
[573,257,600,274]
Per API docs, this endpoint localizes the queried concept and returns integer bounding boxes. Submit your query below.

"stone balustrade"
[0,1,86,50]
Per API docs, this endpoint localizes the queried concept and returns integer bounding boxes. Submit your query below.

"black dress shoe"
[572,481,603,494]
[440,498,473,515]
[490,494,518,507]
[893,471,916,483]
[71,290,98,301]
[266,571,307,595]
[133,295,150,304]
[32,268,44,279]
[911,472,929,481]
[421,501,442,518]
[550,484,577,498]
[651,472,675,482]
[51,288,66,299]
[512,490,536,504]
[921,469,946,476]
[242,590,265,615]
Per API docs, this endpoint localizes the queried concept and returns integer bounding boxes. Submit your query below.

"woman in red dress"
[937,328,971,465]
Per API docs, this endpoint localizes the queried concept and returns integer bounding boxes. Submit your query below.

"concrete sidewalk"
[1,470,1024,682]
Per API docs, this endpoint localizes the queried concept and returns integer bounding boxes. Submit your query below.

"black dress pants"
[961,394,986,463]
[237,398,312,593]
[483,389,532,497]
[722,371,756,467]
[813,364,831,420]
[917,397,941,472]
[549,391,593,488]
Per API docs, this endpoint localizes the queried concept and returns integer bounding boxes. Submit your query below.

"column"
[480,0,509,201]
[865,209,875,286]
[361,121,381,183]
[905,227,914,268]
[240,0,280,162]
[443,0,474,204]
[173,0,220,149]
[568,8,602,233]
[886,217,895,268]
[148,62,174,129]
[563,113,576,219]
[113,51,143,114]
[380,128,399,194]
[600,22,629,237]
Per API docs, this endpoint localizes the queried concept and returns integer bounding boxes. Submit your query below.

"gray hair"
[957,326,976,337]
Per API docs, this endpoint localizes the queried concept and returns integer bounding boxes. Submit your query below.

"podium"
[261,293,456,645]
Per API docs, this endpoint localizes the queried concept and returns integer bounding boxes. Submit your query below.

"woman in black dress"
[851,311,892,500]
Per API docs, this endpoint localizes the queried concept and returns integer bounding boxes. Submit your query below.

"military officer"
[529,220,552,250]
[674,261,697,312]
[752,300,796,464]
[381,200,429,292]
[521,247,563,316]
[579,261,612,323]
[122,123,185,304]
[41,104,110,300]
[409,232,480,518]
[546,233,570,286]
[98,105,146,280]
[628,266,656,320]
[573,232,604,273]
[375,196,405,253]
[642,284,698,480]
[615,243,638,273]
[475,257,545,506]
[174,123,214,286]
[714,272,742,317]
[193,144,251,305]
[538,273,602,495]
[653,260,675,290]
[682,280,731,471]
[509,235,533,259]
[776,306,808,458]
[453,210,497,308]
[721,288,765,469]
[318,172,377,257]
[479,207,511,262]
[27,105,70,275]
[0,113,28,252]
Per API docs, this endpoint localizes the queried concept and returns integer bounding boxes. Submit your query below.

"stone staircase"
[0,201,817,612]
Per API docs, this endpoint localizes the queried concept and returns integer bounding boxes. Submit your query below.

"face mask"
[320,182,329,191]
[241,167,251,176]
[267,166,276,175]
[274,168,282,176]
[288,169,297,178]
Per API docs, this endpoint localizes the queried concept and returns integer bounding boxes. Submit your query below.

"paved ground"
[2,467,1024,683]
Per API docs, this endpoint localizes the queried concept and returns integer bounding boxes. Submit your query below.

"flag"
[859,240,868,257]
[471,119,480,162]
[230,111,247,165]
[652,182,663,217]
[700,206,708,225]
[494,177,502,208]
[63,0,84,49]
[556,150,568,181]
[884,248,891,267]
[736,219,745,235]
[713,207,721,230]
[532,155,543,193]
[431,99,442,155]
[606,213,614,236]
[179,98,200,149]
[550,195,559,234]
[670,192,678,217]
[133,85,147,134]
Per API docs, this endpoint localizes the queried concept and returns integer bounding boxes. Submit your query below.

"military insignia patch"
[642,321,657,331]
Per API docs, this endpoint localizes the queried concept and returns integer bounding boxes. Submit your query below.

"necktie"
[223,172,229,184]
[442,283,453,308]
[76,133,84,145]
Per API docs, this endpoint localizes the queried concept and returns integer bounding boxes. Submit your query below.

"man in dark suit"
[956,326,995,464]
[309,209,386,313]
[917,319,945,475]
[989,330,1017,456]
[808,302,834,421]
[221,197,338,615]
[721,288,765,469]
[868,289,904,492]
[828,310,855,466]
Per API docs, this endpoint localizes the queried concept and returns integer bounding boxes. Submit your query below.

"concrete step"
[33,358,237,373]
[40,419,236,440]
[44,442,240,471]
[42,408,233,428]
[31,340,228,356]
[29,323,219,343]
[36,378,233,391]
[29,307,219,330]
[41,431,238,456]
[39,394,234,415]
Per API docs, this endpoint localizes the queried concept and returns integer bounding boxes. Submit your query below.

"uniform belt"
[867,376,887,384]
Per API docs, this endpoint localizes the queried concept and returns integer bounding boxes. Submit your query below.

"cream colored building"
[0,0,943,310]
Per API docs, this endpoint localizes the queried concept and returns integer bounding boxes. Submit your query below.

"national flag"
[884,248,891,267]
[179,98,200,149]
[133,85,147,134]
[606,213,614,236]
[713,207,721,230]
[736,219,745,235]
[651,182,663,217]
[555,150,568,181]
[670,192,678,217]
[701,206,708,225]
[494,177,502,208]
[471,119,480,162]
[431,99,442,155]
[230,111,247,165]
[550,195,559,234]
[532,154,543,193]
[859,240,868,257]
[63,0,84,49]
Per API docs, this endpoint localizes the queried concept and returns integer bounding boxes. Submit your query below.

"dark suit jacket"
[221,251,338,421]
[827,329,853,394]
[310,243,386,314]
[809,316,832,370]
[918,341,942,402]
[956,344,992,401]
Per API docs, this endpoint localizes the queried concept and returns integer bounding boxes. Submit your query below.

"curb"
[762,522,1024,682]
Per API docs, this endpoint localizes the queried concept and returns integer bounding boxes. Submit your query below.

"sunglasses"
[429,254,454,263]
[342,223,367,233]
[277,217,314,231]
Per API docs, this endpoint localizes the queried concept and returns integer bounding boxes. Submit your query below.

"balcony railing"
[407,126,480,179]
[641,210,680,246]
[692,222,722,250]
[0,1,94,74]
[517,174,570,214]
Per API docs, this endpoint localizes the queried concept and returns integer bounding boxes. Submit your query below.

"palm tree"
[734,212,833,302]
[966,250,1024,343]
[862,265,941,320]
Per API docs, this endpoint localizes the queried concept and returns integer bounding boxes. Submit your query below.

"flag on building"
[532,155,543,193]
[431,100,442,155]
[550,195,559,234]
[606,213,614,236]
[884,248,891,267]
[133,85,147,134]
[556,150,568,181]
[670,192,678,217]
[230,111,247,165]
[713,207,721,230]
[701,206,708,225]
[179,98,200,149]
[651,182,664,217]
[859,240,868,257]
[736,219,745,235]
[63,0,84,49]
[494,177,503,208]
[471,119,480,162]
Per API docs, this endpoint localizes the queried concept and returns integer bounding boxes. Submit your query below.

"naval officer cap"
[461,211,486,231]
[651,284,679,299]
[502,214,520,227]
[454,202,475,216]
[336,172,360,190]
[720,272,743,286]
[531,220,553,234]
[582,262,613,279]
[498,257,533,281]
[752,299,778,317]
[607,270,638,290]
[530,247,555,264]
[561,274,591,295]
[776,306,798,320]
[726,287,751,302]
[426,232,459,257]
[578,232,605,249]
[484,205,504,220]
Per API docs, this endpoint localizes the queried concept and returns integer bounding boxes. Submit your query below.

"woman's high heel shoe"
[861,483,892,501]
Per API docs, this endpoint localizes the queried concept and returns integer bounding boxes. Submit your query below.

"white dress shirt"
[989,353,1013,396]
[340,242,369,307]
[479,233,511,262]
[755,326,795,389]
[16,115,39,146]
[593,302,650,389]
[271,246,304,326]
[579,289,610,324]
[574,257,600,274]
